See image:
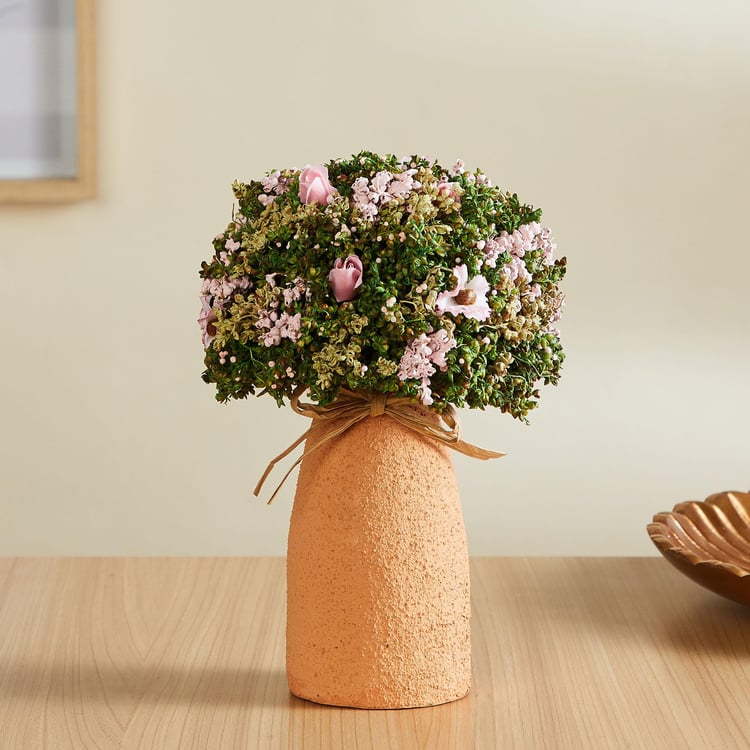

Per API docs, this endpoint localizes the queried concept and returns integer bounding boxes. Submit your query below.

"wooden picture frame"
[0,0,95,203]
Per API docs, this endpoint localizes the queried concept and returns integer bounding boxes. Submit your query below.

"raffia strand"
[254,387,505,505]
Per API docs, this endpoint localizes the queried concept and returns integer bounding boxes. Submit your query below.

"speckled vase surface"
[286,413,471,709]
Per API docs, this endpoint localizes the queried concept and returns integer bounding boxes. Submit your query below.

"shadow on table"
[510,557,750,659]
[655,597,750,658]
[1,662,293,709]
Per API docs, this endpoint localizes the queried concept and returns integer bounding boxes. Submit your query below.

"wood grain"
[1,557,749,749]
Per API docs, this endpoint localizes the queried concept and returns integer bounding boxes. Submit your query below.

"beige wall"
[1,1,749,555]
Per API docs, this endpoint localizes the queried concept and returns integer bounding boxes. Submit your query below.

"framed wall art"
[0,0,95,202]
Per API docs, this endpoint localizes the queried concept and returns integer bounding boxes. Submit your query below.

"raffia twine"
[254,386,505,504]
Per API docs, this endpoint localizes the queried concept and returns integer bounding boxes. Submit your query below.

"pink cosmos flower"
[198,296,218,348]
[435,265,491,321]
[298,165,337,206]
[328,255,363,302]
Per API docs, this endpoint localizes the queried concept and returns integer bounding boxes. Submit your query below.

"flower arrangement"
[199,152,566,419]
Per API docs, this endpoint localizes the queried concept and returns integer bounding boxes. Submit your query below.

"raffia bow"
[254,386,505,504]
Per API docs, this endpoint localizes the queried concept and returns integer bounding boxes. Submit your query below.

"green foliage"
[198,152,566,419]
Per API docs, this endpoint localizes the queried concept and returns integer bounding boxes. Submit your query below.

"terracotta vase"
[286,412,471,709]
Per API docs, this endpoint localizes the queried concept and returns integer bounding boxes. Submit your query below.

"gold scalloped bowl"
[647,490,750,607]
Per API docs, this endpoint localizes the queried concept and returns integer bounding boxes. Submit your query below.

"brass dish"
[647,490,750,607]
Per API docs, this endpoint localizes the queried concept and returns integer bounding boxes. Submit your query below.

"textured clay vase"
[286,412,471,709]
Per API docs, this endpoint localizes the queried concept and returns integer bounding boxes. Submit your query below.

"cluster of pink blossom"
[524,283,542,301]
[201,275,250,307]
[261,170,291,196]
[479,222,556,269]
[352,169,421,220]
[547,294,565,335]
[219,237,240,266]
[435,179,461,205]
[501,257,533,286]
[254,275,307,347]
[476,236,503,268]
[397,329,456,406]
[198,275,252,349]
[281,277,308,306]
[256,310,302,347]
[258,171,292,206]
[467,171,491,187]
[448,159,465,176]
[265,274,309,307]
[351,175,383,220]
[388,169,420,199]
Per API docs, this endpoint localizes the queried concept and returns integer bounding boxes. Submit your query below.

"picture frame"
[0,0,95,203]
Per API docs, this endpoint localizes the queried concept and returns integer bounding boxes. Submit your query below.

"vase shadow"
[288,687,474,712]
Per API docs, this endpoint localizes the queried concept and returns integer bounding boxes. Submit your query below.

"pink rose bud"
[328,255,363,302]
[298,165,337,206]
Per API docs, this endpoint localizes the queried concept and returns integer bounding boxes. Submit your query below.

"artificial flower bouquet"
[198,151,566,419]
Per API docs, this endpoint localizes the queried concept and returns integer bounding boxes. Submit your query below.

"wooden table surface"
[1,557,749,749]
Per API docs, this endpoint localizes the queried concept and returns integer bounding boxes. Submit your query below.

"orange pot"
[286,412,471,708]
